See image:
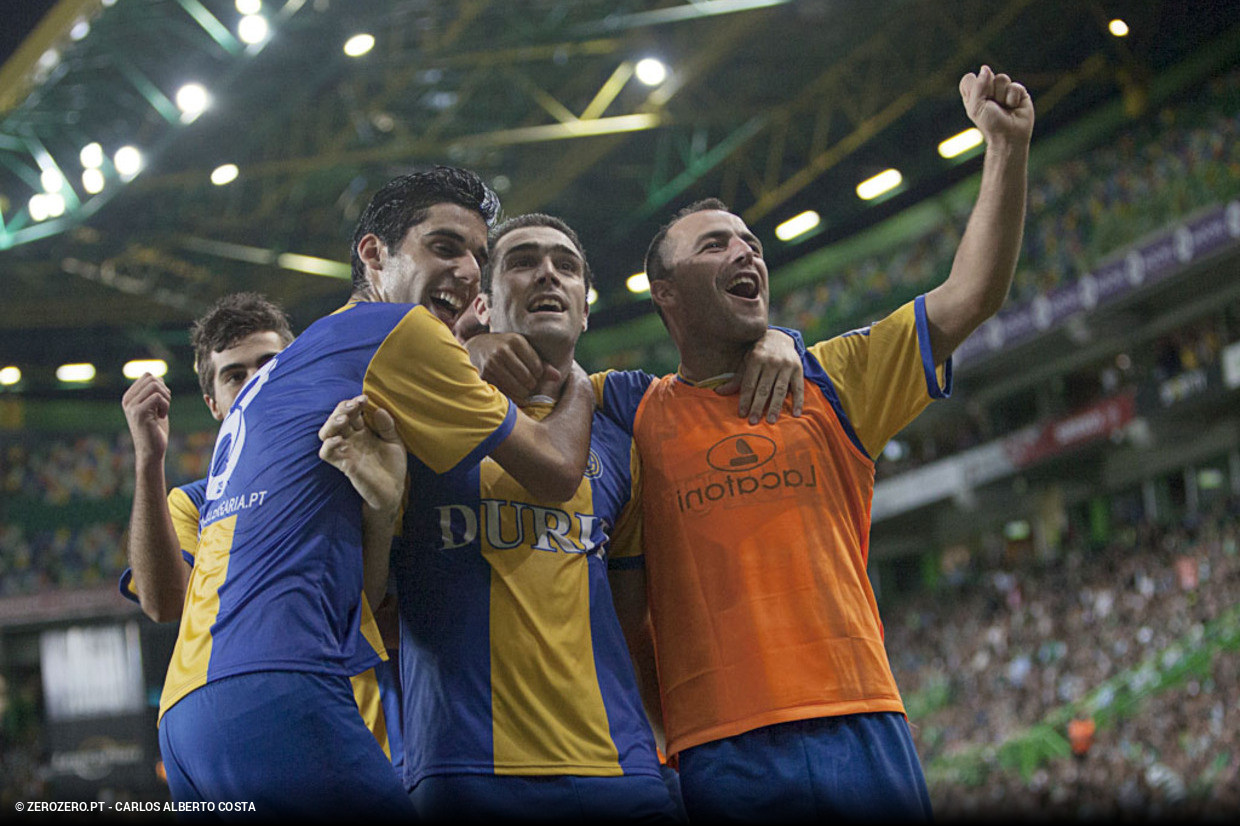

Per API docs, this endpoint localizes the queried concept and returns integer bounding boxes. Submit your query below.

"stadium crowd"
[886,503,1240,820]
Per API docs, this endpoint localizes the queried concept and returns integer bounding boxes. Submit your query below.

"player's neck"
[675,341,746,384]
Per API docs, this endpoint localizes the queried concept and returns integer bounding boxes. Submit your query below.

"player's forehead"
[409,202,489,249]
[667,209,754,253]
[493,225,580,262]
[210,330,286,369]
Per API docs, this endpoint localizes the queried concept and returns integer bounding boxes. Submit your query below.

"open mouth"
[724,273,760,300]
[527,294,566,314]
[427,290,465,324]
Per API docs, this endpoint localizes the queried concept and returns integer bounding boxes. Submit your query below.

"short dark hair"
[643,198,731,284]
[349,166,502,291]
[191,292,294,400]
[482,213,593,295]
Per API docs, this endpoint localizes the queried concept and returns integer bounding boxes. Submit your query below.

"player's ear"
[356,233,386,291]
[473,293,491,327]
[649,277,676,312]
[205,393,224,422]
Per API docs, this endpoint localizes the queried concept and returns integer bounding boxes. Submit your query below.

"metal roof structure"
[1,0,1238,399]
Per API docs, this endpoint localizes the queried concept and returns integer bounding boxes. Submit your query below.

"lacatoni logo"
[680,437,818,513]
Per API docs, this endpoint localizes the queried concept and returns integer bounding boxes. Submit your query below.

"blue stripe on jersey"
[801,349,870,460]
[600,370,656,437]
[914,294,953,400]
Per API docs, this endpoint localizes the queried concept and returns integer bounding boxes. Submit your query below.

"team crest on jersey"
[585,449,603,479]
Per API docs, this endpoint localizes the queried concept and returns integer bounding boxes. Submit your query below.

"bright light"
[28,194,49,221]
[0,367,21,386]
[175,83,211,120]
[101,0,116,6]
[56,363,96,383]
[235,0,262,14]
[587,287,598,306]
[856,168,902,201]
[774,210,820,242]
[344,33,375,57]
[211,163,239,186]
[938,127,984,159]
[276,253,351,279]
[626,272,650,294]
[238,14,269,44]
[114,145,143,179]
[123,359,168,379]
[1109,19,1129,37]
[80,142,103,168]
[40,168,64,193]
[82,168,105,194]
[37,49,59,72]
[69,20,90,41]
[634,58,667,86]
[44,192,66,218]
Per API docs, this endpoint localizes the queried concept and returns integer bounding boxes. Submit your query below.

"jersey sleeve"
[118,482,202,604]
[595,369,656,437]
[363,306,516,474]
[806,295,952,458]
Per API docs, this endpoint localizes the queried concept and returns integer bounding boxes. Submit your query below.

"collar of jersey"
[674,370,734,390]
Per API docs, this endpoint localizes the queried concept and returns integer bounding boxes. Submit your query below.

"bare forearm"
[126,459,189,621]
[926,141,1027,364]
[360,503,397,610]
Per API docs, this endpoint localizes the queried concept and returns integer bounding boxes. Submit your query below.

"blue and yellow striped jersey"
[393,399,661,786]
[119,476,402,760]
[159,302,514,721]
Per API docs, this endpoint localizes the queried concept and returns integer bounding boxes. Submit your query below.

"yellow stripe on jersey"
[357,593,388,663]
[158,515,235,720]
[482,403,621,775]
[363,305,511,474]
[351,668,392,759]
[807,300,946,458]
[168,487,201,559]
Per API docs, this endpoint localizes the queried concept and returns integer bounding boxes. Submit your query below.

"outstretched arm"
[122,374,190,622]
[319,395,406,610]
[924,65,1035,366]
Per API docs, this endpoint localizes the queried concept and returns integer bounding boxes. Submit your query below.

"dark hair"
[643,197,731,284]
[191,292,294,399]
[349,166,502,291]
[482,213,593,294]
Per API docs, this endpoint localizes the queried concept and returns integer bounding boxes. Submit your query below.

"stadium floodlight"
[123,359,168,379]
[56,363,96,383]
[28,194,50,222]
[626,272,650,294]
[211,164,239,186]
[634,58,667,86]
[1109,19,1129,37]
[44,192,66,218]
[82,168,105,194]
[0,366,21,386]
[775,210,820,242]
[114,145,143,180]
[176,83,211,121]
[80,142,103,169]
[938,127,984,159]
[40,168,64,193]
[277,253,351,279]
[236,0,262,14]
[344,34,375,57]
[69,19,90,41]
[587,288,598,306]
[238,14,269,45]
[856,168,902,201]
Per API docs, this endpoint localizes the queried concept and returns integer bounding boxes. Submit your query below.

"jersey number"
[205,357,277,501]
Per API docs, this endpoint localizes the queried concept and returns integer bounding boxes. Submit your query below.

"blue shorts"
[159,671,414,820]
[677,712,933,823]
[408,772,684,823]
